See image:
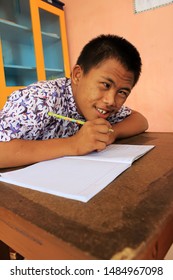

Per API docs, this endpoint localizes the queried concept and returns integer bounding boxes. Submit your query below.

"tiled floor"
[164,244,173,260]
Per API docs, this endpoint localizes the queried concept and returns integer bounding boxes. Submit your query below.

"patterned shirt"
[0,77,131,142]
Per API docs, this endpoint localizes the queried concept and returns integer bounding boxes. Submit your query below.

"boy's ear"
[71,65,83,84]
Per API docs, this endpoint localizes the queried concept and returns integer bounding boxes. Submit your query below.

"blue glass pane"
[0,0,37,86]
[39,8,64,80]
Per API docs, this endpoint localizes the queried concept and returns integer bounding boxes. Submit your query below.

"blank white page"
[0,158,130,202]
[68,144,155,164]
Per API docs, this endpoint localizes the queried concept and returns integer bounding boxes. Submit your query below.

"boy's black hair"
[76,34,142,86]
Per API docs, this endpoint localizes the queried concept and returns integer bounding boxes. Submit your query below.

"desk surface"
[0,132,173,259]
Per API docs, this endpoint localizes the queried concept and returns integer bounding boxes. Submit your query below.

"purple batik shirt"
[0,77,131,141]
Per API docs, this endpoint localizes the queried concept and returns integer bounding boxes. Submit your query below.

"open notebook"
[0,144,154,202]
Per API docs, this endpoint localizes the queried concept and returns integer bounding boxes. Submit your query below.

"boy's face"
[71,58,135,120]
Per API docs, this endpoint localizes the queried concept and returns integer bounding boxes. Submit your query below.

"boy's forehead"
[93,59,135,85]
[93,58,133,74]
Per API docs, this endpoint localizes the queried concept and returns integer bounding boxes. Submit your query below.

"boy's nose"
[103,91,115,107]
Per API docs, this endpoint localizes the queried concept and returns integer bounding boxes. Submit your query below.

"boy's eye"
[103,82,110,89]
[118,90,129,97]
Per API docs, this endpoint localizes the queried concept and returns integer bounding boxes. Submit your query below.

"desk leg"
[0,240,24,260]
[0,240,10,260]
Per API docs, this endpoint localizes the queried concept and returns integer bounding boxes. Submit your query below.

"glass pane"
[39,8,65,80]
[0,0,37,86]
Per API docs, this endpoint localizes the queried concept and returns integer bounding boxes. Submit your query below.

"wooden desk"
[0,132,173,259]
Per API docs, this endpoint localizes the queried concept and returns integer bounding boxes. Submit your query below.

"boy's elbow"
[143,118,149,132]
[131,110,149,132]
[144,116,149,131]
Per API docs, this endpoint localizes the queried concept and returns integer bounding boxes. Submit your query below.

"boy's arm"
[0,118,112,168]
[0,138,76,168]
[0,112,148,168]
[111,110,148,141]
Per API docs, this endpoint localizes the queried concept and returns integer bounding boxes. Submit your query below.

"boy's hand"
[72,118,115,155]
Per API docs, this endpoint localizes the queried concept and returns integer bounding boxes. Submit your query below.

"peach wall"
[63,0,173,132]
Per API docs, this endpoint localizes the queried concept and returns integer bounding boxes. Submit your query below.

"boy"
[0,34,148,168]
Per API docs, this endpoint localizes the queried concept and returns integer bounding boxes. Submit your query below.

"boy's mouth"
[96,107,113,118]
[97,108,108,115]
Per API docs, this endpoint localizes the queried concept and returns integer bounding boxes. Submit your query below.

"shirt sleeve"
[107,105,132,124]
[0,84,52,141]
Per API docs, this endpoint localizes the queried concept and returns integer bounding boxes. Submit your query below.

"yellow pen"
[48,112,114,132]
[48,112,85,125]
